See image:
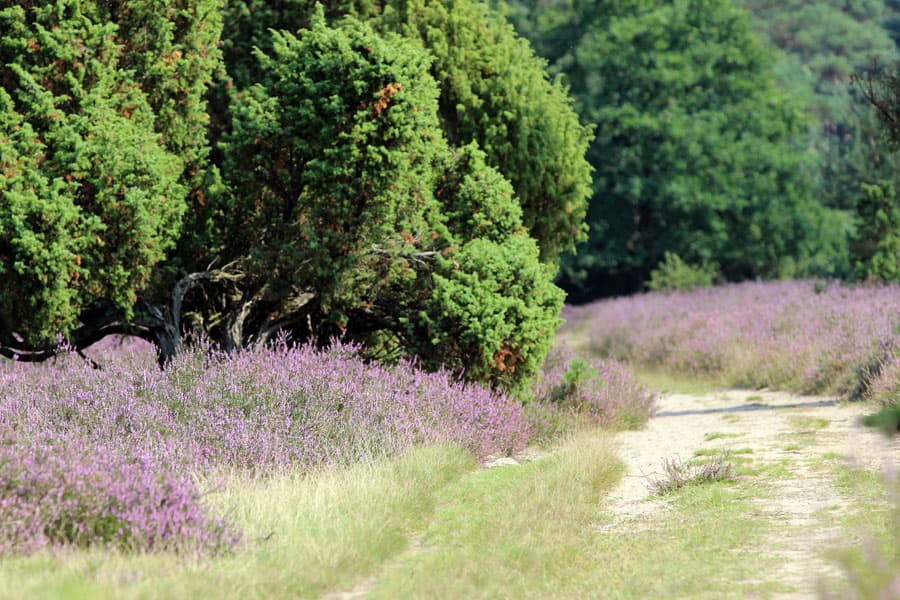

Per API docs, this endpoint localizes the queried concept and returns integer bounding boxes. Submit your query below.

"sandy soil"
[606,389,900,598]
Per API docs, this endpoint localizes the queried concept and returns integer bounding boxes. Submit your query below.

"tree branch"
[0,317,153,363]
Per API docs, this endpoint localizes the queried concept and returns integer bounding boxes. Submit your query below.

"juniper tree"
[1,2,586,393]
[0,0,222,356]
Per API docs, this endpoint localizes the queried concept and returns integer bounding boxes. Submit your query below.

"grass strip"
[368,434,783,599]
[0,445,474,600]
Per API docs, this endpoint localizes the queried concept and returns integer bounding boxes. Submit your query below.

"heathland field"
[5,1,900,597]
[1,281,897,599]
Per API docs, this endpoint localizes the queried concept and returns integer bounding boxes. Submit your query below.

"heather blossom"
[0,336,529,554]
[525,345,657,442]
[567,280,900,398]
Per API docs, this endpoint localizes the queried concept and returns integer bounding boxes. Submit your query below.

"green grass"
[0,445,476,600]
[688,453,792,479]
[2,424,882,599]
[365,435,785,599]
[787,416,830,430]
[631,367,730,395]
[704,432,745,441]
[693,447,754,457]
[745,395,764,403]
[820,465,899,598]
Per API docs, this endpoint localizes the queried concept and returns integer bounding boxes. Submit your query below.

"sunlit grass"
[704,432,745,441]
[788,416,830,430]
[821,466,899,598]
[366,434,784,599]
[631,366,730,395]
[0,445,475,600]
[693,447,754,457]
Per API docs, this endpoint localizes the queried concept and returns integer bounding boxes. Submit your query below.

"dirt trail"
[607,389,900,598]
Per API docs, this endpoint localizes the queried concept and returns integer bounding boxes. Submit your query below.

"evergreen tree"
[851,182,900,283]
[0,0,222,349]
[213,14,563,391]
[380,0,593,260]
[1,2,582,393]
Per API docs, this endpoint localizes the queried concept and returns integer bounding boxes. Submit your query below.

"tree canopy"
[0,0,222,348]
[507,0,848,298]
[0,0,587,393]
[734,0,900,212]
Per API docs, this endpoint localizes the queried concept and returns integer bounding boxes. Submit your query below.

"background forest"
[507,0,900,298]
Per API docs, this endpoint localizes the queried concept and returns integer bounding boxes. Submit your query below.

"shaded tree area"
[0,0,222,355]
[0,0,592,393]
[740,0,900,287]
[505,0,849,300]
[734,0,900,212]
[855,25,900,285]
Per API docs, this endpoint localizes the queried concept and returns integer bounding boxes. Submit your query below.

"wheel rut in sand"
[606,389,900,598]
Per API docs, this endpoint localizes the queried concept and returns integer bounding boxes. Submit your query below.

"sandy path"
[606,389,900,598]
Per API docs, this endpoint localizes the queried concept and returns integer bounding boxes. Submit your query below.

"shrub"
[0,337,530,554]
[0,429,238,555]
[650,455,737,495]
[646,252,718,292]
[1,1,587,398]
[581,280,900,397]
[525,345,656,443]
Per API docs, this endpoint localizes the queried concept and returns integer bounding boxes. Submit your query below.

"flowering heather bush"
[570,281,900,397]
[525,345,656,442]
[0,428,237,555]
[0,337,528,554]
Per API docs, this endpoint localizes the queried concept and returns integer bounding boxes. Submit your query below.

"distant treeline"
[505,0,900,300]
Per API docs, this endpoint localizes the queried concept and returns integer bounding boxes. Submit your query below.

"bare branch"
[367,246,440,266]
[0,317,153,363]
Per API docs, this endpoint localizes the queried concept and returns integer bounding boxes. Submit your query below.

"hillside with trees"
[505,0,900,299]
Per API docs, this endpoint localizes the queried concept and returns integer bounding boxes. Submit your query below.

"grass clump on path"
[651,454,737,495]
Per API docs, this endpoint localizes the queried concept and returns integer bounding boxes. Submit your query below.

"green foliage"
[381,0,593,261]
[646,253,716,293]
[217,13,563,391]
[862,405,900,433]
[420,232,563,391]
[221,15,444,314]
[211,0,592,265]
[1,1,582,392]
[736,0,900,212]
[507,0,847,297]
[219,0,381,90]
[0,1,222,347]
[543,358,603,410]
[852,181,900,282]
